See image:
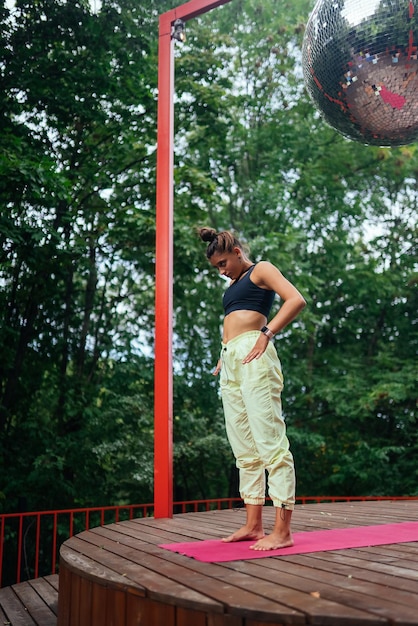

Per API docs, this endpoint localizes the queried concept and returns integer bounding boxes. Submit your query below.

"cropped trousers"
[219,331,295,510]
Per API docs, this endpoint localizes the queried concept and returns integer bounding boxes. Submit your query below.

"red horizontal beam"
[164,0,234,23]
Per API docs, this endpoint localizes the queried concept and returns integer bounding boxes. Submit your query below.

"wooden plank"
[45,574,59,592]
[57,562,71,626]
[105,587,125,626]
[117,517,214,542]
[28,577,58,616]
[11,580,56,626]
[208,613,243,626]
[0,586,36,626]
[126,594,175,626]
[0,603,10,626]
[246,622,286,626]
[78,576,92,626]
[138,508,246,532]
[92,520,209,548]
[90,580,107,626]
[70,568,81,626]
[176,604,209,626]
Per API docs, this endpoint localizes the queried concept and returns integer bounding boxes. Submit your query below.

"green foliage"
[172,0,417,499]
[0,0,416,518]
[0,0,165,511]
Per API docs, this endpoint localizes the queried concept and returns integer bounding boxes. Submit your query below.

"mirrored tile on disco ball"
[302,0,418,146]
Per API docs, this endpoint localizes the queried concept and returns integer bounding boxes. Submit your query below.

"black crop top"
[223,265,275,317]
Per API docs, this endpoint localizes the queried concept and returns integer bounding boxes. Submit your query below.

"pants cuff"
[243,497,265,506]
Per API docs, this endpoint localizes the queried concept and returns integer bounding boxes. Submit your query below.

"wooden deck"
[2,500,418,625]
[0,574,58,626]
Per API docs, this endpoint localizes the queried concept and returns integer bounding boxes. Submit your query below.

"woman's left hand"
[242,334,270,364]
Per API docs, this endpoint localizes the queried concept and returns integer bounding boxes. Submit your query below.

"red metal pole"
[153,0,235,520]
[154,11,175,520]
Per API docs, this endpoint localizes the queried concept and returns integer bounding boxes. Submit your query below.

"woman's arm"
[254,261,306,335]
[242,261,306,364]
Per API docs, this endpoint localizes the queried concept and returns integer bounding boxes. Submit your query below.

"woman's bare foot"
[222,524,265,543]
[250,532,294,551]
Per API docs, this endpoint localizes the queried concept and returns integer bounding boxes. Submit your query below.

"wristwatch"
[261,325,274,340]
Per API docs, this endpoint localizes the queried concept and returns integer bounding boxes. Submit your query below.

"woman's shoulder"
[253,260,280,276]
[254,260,275,269]
[251,261,282,288]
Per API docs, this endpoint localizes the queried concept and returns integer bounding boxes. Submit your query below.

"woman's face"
[209,248,242,280]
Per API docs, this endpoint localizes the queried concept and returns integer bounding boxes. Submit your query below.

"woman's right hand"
[213,359,222,376]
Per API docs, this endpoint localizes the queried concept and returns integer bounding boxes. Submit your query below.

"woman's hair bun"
[198,227,217,243]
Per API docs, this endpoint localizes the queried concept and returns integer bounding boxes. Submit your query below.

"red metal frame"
[154,0,235,519]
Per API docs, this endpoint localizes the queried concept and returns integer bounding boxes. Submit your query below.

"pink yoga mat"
[160,521,418,562]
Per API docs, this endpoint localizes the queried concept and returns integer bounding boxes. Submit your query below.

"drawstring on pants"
[221,345,229,383]
[280,503,287,521]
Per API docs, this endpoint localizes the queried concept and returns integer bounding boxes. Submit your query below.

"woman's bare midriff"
[222,310,267,343]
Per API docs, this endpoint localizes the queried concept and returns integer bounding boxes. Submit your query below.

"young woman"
[199,227,306,550]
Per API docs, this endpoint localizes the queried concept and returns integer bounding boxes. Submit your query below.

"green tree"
[172,0,417,497]
[0,0,167,510]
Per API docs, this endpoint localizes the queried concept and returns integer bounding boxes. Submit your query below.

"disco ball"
[302,0,418,146]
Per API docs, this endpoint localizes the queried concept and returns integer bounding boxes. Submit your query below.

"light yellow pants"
[220,331,295,510]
